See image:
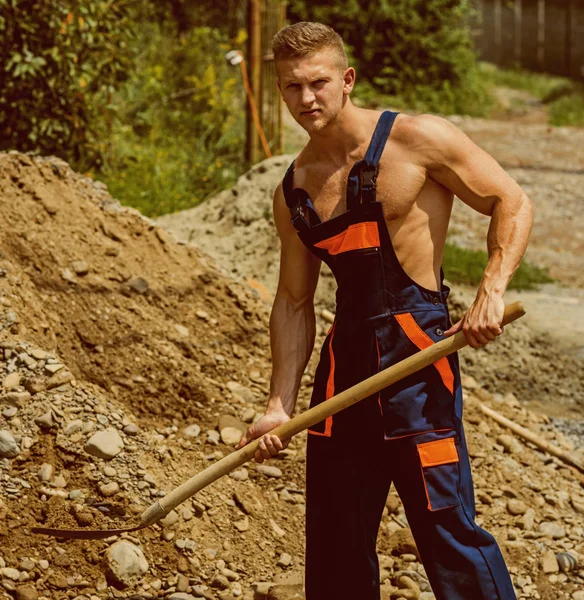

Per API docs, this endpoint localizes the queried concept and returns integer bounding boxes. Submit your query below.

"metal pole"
[247,0,262,164]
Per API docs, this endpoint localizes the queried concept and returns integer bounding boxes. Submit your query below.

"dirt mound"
[2,151,584,599]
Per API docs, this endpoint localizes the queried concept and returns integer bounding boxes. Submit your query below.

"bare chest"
[294,156,428,224]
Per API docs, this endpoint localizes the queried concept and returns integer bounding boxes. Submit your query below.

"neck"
[306,101,371,163]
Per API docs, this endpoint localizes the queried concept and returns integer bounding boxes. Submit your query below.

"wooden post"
[246,0,262,164]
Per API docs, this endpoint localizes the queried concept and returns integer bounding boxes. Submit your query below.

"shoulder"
[391,113,472,167]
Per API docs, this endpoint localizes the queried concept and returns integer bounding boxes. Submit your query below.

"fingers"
[443,319,463,338]
[254,434,284,464]
[463,320,503,349]
[236,424,255,449]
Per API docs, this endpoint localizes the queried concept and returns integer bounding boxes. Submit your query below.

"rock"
[386,495,401,515]
[496,434,523,454]
[182,424,201,438]
[277,553,292,567]
[387,528,419,559]
[34,411,53,429]
[38,464,54,482]
[572,592,584,600]
[507,499,527,516]
[267,584,304,600]
[105,540,149,587]
[256,465,282,478]
[207,430,220,445]
[518,508,536,531]
[99,481,120,497]
[44,363,64,375]
[210,575,230,589]
[229,468,249,482]
[160,510,179,528]
[2,372,21,390]
[168,594,197,600]
[175,324,189,337]
[218,415,247,434]
[541,549,559,574]
[0,430,20,458]
[15,586,38,600]
[226,381,255,403]
[123,423,139,436]
[64,419,83,435]
[234,516,250,532]
[1,567,21,580]
[221,426,243,445]
[176,573,190,592]
[71,260,89,276]
[2,406,18,419]
[539,521,566,539]
[1,391,31,407]
[125,276,149,294]
[85,429,124,460]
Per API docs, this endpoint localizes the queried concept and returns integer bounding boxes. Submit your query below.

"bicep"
[417,116,524,216]
[273,183,321,304]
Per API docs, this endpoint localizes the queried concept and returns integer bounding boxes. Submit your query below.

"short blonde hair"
[272,22,348,72]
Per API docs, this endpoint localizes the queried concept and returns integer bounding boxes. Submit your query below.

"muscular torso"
[293,113,454,291]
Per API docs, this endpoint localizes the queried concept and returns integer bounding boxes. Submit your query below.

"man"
[237,21,533,600]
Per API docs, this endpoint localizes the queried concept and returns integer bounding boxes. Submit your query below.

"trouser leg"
[391,429,517,600]
[305,434,392,600]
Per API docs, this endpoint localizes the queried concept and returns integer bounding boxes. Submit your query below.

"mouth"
[300,109,321,118]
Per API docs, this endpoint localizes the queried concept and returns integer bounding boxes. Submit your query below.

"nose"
[300,85,316,106]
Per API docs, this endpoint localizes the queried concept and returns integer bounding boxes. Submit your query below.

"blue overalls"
[282,111,516,600]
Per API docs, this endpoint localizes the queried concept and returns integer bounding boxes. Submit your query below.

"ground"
[0,106,583,600]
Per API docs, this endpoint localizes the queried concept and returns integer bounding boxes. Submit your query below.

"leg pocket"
[417,434,461,511]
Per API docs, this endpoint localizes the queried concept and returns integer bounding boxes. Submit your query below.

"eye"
[287,83,301,89]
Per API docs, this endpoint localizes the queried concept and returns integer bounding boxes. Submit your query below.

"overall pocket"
[417,433,461,511]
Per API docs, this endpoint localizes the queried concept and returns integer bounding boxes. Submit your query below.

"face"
[276,50,354,134]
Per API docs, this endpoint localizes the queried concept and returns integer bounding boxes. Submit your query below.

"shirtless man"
[238,21,533,600]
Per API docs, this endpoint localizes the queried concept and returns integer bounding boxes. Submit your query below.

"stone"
[256,465,282,478]
[1,567,21,580]
[207,430,220,445]
[496,434,523,454]
[2,406,18,419]
[105,541,149,587]
[44,363,64,375]
[0,430,20,458]
[386,495,401,515]
[100,482,120,497]
[267,584,304,600]
[507,499,527,516]
[226,381,255,403]
[221,426,243,446]
[85,429,124,460]
[71,260,89,276]
[168,593,197,600]
[15,587,38,600]
[387,528,419,559]
[234,516,250,532]
[1,391,31,407]
[182,424,201,438]
[64,419,83,435]
[229,468,249,482]
[572,592,584,600]
[160,510,179,527]
[125,276,149,294]
[518,508,536,531]
[277,553,292,567]
[541,549,559,574]
[2,372,21,390]
[123,423,139,436]
[34,411,53,429]
[539,522,566,539]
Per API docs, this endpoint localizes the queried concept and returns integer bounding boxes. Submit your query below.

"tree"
[0,0,133,168]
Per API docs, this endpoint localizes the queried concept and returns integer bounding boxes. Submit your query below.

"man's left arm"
[409,115,534,348]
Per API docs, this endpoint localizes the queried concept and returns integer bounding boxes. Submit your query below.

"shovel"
[32,301,525,539]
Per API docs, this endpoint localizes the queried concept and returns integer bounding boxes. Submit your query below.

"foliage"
[288,0,490,115]
[443,243,553,290]
[479,62,584,127]
[0,0,133,169]
[98,24,246,217]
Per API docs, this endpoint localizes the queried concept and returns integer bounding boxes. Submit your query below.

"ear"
[342,67,356,96]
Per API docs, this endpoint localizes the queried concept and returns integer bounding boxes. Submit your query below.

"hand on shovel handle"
[32,301,526,539]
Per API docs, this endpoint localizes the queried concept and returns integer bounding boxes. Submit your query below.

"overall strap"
[283,161,321,231]
[347,110,399,209]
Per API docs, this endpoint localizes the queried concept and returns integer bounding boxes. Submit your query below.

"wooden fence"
[473,0,584,78]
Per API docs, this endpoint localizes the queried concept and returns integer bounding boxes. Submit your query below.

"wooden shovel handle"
[143,301,526,525]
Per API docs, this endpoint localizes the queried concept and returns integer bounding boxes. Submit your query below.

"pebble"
[125,276,149,294]
[85,429,124,459]
[277,553,292,567]
[182,424,201,438]
[44,363,64,375]
[507,499,527,516]
[226,381,255,403]
[539,521,566,539]
[15,586,37,600]
[168,594,197,600]
[496,434,523,454]
[541,549,559,573]
[221,426,243,445]
[160,510,179,527]
[572,592,584,600]
[181,508,193,521]
[104,466,117,477]
[105,541,149,586]
[64,419,83,435]
[0,430,20,458]
[255,465,282,478]
[518,508,536,531]
[71,260,89,276]
[99,481,120,497]
[2,372,21,390]
[234,516,250,532]
[34,411,53,429]
[123,423,139,436]
[229,468,249,482]
[2,406,18,419]
[207,430,220,445]
[1,567,21,580]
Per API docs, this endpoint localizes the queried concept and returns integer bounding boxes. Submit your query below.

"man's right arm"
[237,182,321,462]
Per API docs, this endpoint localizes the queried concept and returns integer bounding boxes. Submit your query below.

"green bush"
[0,0,132,169]
[98,25,246,217]
[443,243,553,290]
[289,0,491,116]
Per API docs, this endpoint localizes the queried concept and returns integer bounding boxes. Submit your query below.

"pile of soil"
[1,150,584,600]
